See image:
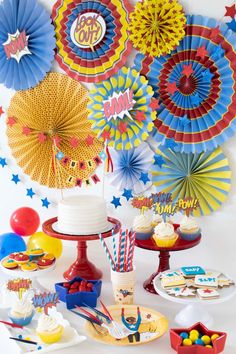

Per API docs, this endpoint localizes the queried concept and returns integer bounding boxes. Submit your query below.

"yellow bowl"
[37,325,64,344]
[153,234,178,248]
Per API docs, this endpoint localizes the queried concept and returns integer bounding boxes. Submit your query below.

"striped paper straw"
[117,230,122,272]
[124,229,129,272]
[119,231,126,272]
[112,229,117,269]
[127,231,136,271]
[98,233,115,269]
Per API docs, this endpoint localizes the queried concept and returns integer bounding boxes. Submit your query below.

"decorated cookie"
[42,253,55,261]
[161,272,186,289]
[37,258,54,269]
[21,262,38,272]
[27,248,44,258]
[2,258,18,269]
[167,287,196,297]
[218,278,235,288]
[194,275,218,288]
[181,266,206,278]
[197,288,220,300]
[14,253,30,264]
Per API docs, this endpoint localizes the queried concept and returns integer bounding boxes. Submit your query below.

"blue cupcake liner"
[177,227,201,241]
[9,310,34,326]
[135,229,153,240]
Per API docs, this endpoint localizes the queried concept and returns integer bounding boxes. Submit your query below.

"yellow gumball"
[190,330,199,338]
[27,232,63,258]
[211,334,220,341]
[183,338,192,346]
[206,345,213,348]
[201,335,211,345]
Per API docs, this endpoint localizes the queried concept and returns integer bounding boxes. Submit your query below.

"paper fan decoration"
[0,0,55,91]
[129,0,186,57]
[108,142,154,194]
[151,145,231,216]
[88,66,156,150]
[7,73,103,189]
[135,14,236,153]
[52,0,132,83]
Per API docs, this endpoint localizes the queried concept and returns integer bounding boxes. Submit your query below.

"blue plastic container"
[55,277,102,310]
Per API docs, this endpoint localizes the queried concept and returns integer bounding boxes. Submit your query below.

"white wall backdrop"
[0,0,236,280]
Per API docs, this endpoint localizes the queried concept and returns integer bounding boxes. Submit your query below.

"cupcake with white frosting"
[151,213,162,227]
[133,214,153,240]
[177,216,201,241]
[9,299,34,326]
[36,314,64,344]
[153,221,178,248]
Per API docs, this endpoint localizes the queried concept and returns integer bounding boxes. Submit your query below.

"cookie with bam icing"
[197,288,219,300]
[181,266,205,278]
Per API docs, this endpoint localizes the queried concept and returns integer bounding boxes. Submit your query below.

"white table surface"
[1,239,236,354]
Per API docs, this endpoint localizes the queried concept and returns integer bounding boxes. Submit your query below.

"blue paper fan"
[0,0,55,90]
[108,142,154,194]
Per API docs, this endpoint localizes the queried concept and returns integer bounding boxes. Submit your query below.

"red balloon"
[10,207,40,236]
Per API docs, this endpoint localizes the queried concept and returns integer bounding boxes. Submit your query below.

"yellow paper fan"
[129,0,186,57]
[7,73,103,188]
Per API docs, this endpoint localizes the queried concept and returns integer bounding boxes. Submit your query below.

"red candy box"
[55,276,102,310]
[170,323,227,354]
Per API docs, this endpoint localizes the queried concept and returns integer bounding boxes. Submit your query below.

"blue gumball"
[0,233,26,260]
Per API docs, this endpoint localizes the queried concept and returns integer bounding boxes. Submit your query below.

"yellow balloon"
[27,232,63,258]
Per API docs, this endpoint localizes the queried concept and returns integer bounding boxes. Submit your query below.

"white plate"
[51,221,114,236]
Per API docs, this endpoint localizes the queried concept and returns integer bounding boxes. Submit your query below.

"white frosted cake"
[57,195,110,235]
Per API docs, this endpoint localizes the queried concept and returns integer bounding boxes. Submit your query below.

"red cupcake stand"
[135,224,201,294]
[42,217,121,281]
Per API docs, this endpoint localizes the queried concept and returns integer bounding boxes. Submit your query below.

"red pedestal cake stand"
[42,217,121,281]
[135,224,201,294]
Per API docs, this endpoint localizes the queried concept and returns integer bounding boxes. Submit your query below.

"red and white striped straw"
[127,231,136,271]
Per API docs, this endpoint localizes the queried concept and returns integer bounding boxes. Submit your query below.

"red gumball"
[10,207,40,236]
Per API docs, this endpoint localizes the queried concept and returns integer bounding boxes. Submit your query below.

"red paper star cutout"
[7,116,17,127]
[149,98,160,111]
[196,45,208,59]
[167,82,178,95]
[0,106,4,116]
[70,137,79,148]
[86,135,94,146]
[135,111,146,123]
[53,135,61,147]
[38,132,47,143]
[225,4,236,18]
[22,126,31,136]
[118,121,128,134]
[101,130,111,141]
[210,26,220,39]
[182,64,193,78]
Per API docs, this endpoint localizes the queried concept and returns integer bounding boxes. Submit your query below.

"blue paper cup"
[177,227,201,241]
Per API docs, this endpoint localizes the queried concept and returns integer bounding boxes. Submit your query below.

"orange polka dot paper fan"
[7,73,103,189]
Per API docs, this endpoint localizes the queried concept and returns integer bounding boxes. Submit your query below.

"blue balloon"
[0,233,26,260]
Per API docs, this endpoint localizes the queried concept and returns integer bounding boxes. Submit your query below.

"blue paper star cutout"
[211,45,224,60]
[139,172,150,185]
[56,151,64,160]
[190,93,201,107]
[11,174,20,184]
[122,189,133,201]
[41,197,50,208]
[154,155,165,167]
[164,138,178,150]
[227,19,236,32]
[26,188,36,199]
[111,196,121,208]
[0,157,7,168]
[201,68,214,83]
[179,114,191,127]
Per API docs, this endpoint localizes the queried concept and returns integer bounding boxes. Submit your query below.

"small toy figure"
[121,307,141,343]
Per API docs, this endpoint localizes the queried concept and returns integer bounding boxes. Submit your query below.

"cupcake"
[151,213,162,227]
[133,214,153,240]
[153,221,178,248]
[36,314,64,344]
[177,216,201,241]
[9,299,34,326]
